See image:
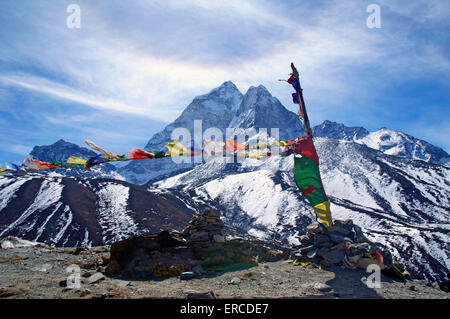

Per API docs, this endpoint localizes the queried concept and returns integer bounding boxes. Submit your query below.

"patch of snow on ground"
[96,183,139,243]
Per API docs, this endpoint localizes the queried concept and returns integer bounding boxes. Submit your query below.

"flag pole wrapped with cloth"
[285,63,333,227]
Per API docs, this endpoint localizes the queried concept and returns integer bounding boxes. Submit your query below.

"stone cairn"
[182,210,227,249]
[291,218,410,280]
[105,209,285,280]
[182,210,284,270]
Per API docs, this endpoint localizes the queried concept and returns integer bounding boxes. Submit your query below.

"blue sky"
[0,0,449,165]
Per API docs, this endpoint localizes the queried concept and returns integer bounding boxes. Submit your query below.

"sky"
[0,0,449,165]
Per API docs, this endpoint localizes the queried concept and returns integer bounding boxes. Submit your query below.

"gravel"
[0,245,448,299]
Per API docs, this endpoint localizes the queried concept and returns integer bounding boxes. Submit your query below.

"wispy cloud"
[1,0,446,115]
[0,74,169,119]
[0,0,448,158]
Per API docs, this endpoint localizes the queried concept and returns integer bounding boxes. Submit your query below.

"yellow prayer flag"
[66,156,87,165]
[164,140,187,157]
[313,200,333,227]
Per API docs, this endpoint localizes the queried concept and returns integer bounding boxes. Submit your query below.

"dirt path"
[0,246,447,299]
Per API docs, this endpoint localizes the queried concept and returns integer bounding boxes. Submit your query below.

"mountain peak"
[53,139,73,146]
[205,81,241,97]
[246,84,271,96]
[313,121,369,141]
[228,83,303,139]
[237,85,274,111]
[30,139,96,163]
[218,80,237,88]
[313,121,449,165]
[144,82,244,151]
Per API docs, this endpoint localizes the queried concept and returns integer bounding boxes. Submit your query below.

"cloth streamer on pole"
[284,63,333,227]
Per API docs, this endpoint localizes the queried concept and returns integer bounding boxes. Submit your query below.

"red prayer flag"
[294,135,319,165]
[224,140,248,151]
[31,160,61,170]
[128,148,154,160]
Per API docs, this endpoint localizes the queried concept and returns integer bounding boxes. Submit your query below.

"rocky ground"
[0,244,447,299]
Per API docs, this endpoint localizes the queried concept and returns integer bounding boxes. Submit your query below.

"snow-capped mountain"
[312,120,370,141]
[30,139,97,163]
[118,81,243,184]
[313,120,450,166]
[0,175,195,247]
[227,84,303,141]
[145,81,244,151]
[151,138,450,282]
[24,84,448,184]
[120,84,448,185]
[118,81,302,184]
[358,127,450,165]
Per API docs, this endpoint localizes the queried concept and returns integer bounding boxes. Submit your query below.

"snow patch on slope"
[96,182,139,243]
[0,177,32,211]
[34,202,63,242]
[52,205,73,245]
[0,178,64,237]
[201,171,280,227]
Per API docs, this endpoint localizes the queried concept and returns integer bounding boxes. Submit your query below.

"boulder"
[333,218,354,231]
[329,233,346,244]
[317,247,330,258]
[322,249,345,265]
[314,234,333,248]
[0,236,38,249]
[306,222,323,235]
[31,263,53,272]
[313,282,333,292]
[87,272,105,284]
[356,258,385,270]
[299,245,316,254]
[352,225,369,243]
[306,248,318,259]
[328,226,352,237]
[187,291,217,299]
[297,235,314,247]
[180,271,196,280]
